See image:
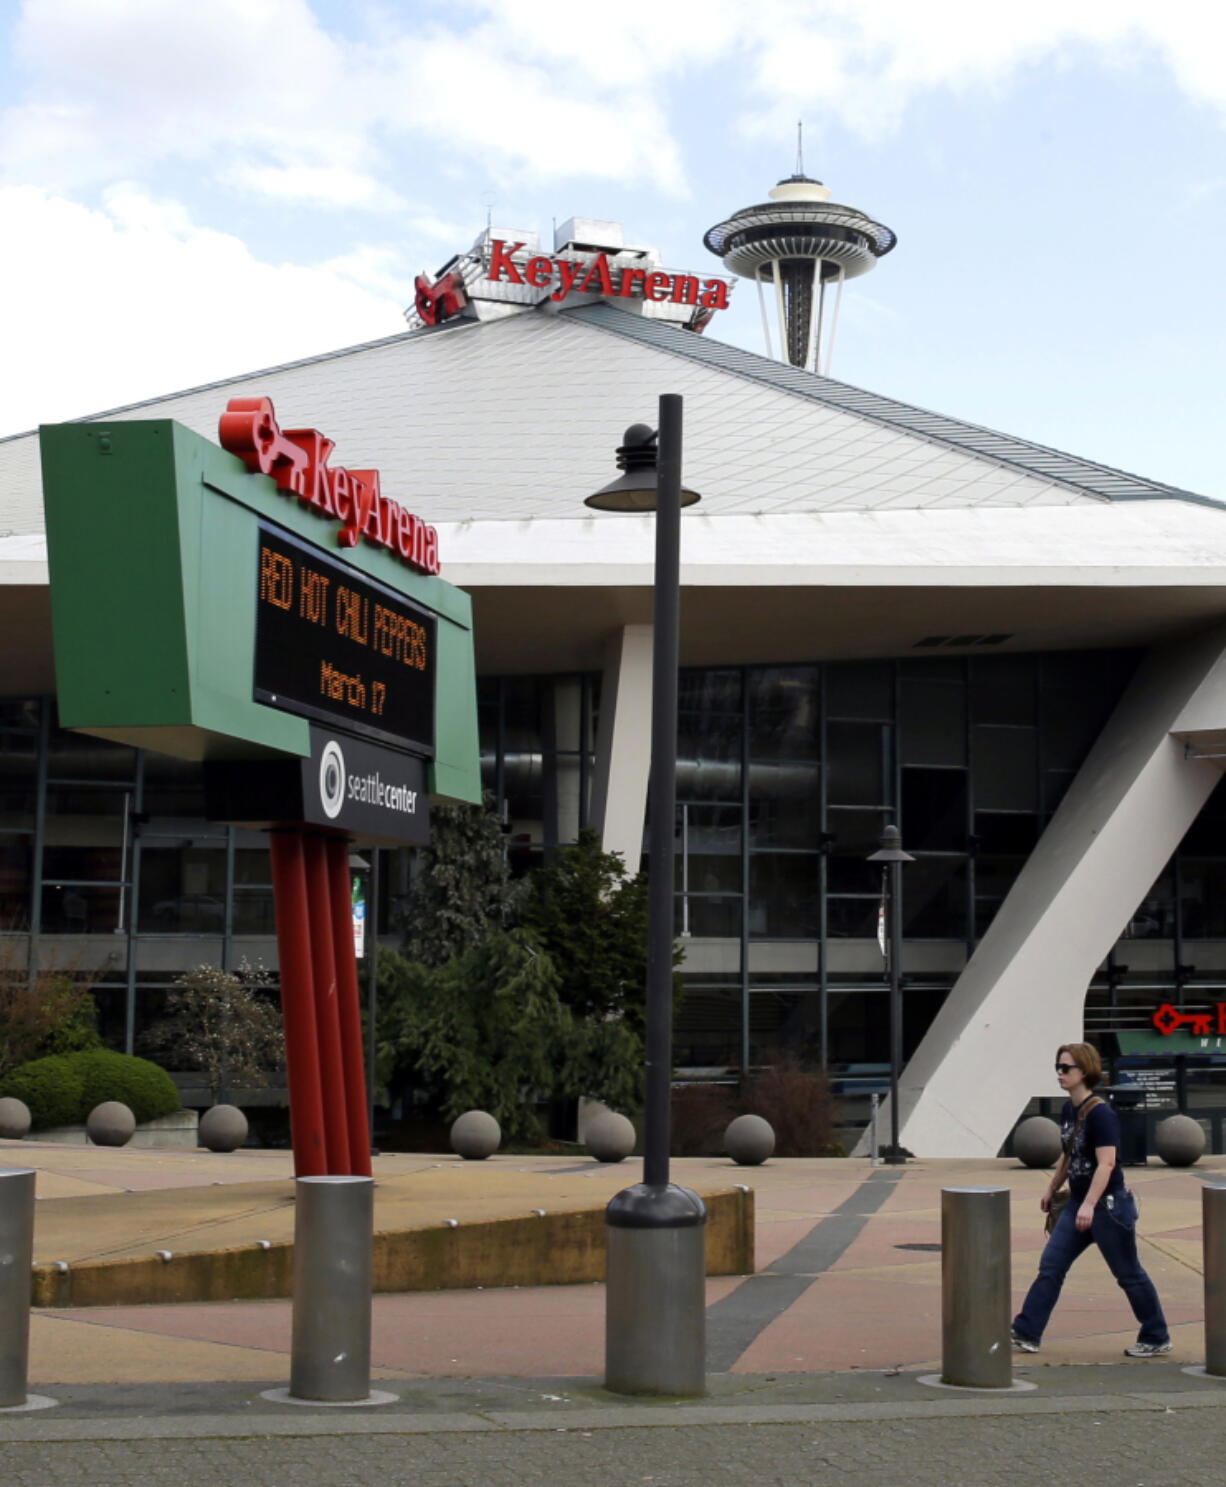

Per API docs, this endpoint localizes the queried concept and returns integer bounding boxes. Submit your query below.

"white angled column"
[872,624,1226,1158]
[589,625,654,872]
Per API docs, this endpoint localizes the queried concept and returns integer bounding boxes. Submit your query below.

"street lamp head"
[584,422,701,512]
[867,823,915,863]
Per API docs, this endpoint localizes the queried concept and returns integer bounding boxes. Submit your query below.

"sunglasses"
[1055,1063,1079,1074]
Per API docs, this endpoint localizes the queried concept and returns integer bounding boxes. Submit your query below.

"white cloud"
[0,185,406,437]
[2,2,1224,222]
[739,2,1226,140]
[225,164,404,211]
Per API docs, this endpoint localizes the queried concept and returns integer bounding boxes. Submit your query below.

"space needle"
[704,132,896,375]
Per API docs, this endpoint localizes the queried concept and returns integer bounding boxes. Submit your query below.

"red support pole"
[303,834,351,1174]
[326,836,373,1177]
[269,829,327,1177]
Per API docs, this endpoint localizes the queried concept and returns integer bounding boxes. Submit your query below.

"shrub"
[0,963,100,1081]
[74,1050,181,1124]
[0,1054,85,1130]
[0,1049,180,1130]
[742,1058,844,1157]
[670,1082,738,1156]
[137,962,284,1102]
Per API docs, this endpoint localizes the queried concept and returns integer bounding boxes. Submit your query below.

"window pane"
[747,666,818,760]
[972,726,1037,811]
[0,727,37,828]
[677,712,741,801]
[48,724,136,782]
[826,663,892,720]
[43,845,124,883]
[900,674,966,766]
[747,762,820,847]
[827,897,879,938]
[41,881,124,933]
[677,804,741,894]
[826,809,888,893]
[902,767,967,851]
[678,669,742,713]
[902,858,968,939]
[138,846,226,932]
[142,754,205,818]
[0,839,32,928]
[677,895,741,939]
[826,722,889,806]
[748,853,820,938]
[971,655,1036,725]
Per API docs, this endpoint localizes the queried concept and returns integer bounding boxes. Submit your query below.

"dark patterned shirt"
[1061,1097,1125,1202]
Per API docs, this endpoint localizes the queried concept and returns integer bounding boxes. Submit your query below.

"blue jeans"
[1013,1189,1169,1346]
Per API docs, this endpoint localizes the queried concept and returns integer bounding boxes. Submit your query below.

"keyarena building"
[3,210,1226,1159]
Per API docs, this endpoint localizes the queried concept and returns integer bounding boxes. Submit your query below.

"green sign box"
[40,418,480,805]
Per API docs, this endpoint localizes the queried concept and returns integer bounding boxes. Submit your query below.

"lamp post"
[867,823,914,1164]
[585,396,707,1397]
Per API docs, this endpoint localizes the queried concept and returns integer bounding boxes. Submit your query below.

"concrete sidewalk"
[3,1139,1222,1387]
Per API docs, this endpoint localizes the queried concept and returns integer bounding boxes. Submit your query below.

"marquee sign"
[255,524,436,755]
[219,397,440,575]
[485,238,731,312]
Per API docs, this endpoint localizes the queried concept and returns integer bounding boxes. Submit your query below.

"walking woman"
[1012,1041,1171,1357]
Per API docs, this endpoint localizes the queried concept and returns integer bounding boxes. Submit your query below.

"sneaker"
[1124,1340,1172,1358]
[1011,1330,1040,1354]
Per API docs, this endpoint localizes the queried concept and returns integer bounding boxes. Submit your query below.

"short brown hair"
[1057,1042,1103,1089]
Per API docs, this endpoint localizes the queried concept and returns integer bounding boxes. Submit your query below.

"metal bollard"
[1204,1183,1226,1376]
[605,1184,706,1397]
[869,1093,880,1167]
[0,1168,36,1408]
[941,1185,1012,1389]
[290,1175,374,1402]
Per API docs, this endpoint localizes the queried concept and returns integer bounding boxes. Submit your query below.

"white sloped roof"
[3,300,1213,551]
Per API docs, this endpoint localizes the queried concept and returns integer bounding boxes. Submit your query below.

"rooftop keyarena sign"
[485,238,731,312]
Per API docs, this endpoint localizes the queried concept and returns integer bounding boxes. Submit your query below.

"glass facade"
[7,646,1226,1085]
[1,699,281,1051]
[476,648,1226,1081]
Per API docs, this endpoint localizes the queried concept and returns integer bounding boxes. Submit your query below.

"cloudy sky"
[1,0,1223,499]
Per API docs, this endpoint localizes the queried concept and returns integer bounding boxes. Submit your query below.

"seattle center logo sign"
[319,740,347,820]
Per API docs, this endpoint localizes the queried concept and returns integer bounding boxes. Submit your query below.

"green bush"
[0,1054,85,1130]
[0,1049,180,1130]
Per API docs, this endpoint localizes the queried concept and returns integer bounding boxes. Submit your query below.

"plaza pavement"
[6,1141,1226,1484]
[3,1139,1221,1386]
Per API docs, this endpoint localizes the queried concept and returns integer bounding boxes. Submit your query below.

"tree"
[394,795,524,967]
[137,962,284,1102]
[376,931,573,1144]
[518,829,676,1037]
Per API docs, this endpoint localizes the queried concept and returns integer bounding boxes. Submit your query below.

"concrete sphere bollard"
[0,1096,31,1139]
[199,1104,248,1153]
[725,1113,775,1166]
[450,1109,501,1160]
[1013,1116,1063,1169]
[87,1101,136,1147]
[1155,1113,1206,1167]
[586,1111,636,1163]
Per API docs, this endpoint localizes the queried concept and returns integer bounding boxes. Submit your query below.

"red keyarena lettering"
[701,279,730,311]
[577,253,614,296]
[524,255,553,288]
[482,241,729,318]
[670,275,699,306]
[553,259,586,302]
[487,239,526,284]
[219,398,441,576]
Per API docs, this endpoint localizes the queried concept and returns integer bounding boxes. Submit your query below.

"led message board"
[255,523,436,757]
